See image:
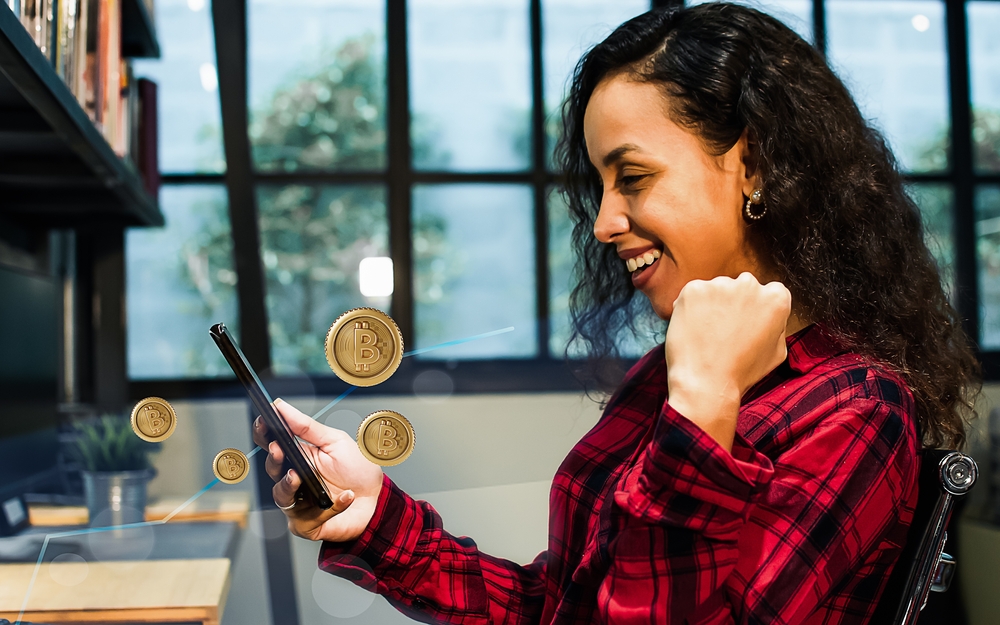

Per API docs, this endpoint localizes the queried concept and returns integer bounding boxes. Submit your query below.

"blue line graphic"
[15,325,513,624]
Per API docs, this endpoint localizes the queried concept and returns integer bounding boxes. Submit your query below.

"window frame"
[132,0,1000,403]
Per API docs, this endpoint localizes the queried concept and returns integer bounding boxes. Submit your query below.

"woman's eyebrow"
[603,143,645,167]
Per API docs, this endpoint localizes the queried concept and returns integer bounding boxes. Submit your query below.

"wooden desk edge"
[0,605,219,625]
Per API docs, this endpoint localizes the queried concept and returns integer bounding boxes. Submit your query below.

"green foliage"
[72,415,158,473]
[258,185,390,372]
[917,108,1000,173]
[973,109,1000,173]
[250,34,386,171]
[185,35,456,373]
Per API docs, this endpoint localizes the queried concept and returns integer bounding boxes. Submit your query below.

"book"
[13,0,147,163]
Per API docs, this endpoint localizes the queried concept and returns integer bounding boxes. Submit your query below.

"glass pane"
[969,2,1000,173]
[543,0,648,170]
[907,183,956,303]
[409,0,531,171]
[547,187,575,356]
[686,0,812,43]
[248,0,386,172]
[126,185,237,379]
[132,0,225,174]
[257,185,389,374]
[413,184,537,358]
[977,186,1000,349]
[826,0,949,173]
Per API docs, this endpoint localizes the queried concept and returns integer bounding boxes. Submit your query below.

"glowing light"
[188,0,205,11]
[359,257,394,297]
[912,14,930,32]
[199,63,218,92]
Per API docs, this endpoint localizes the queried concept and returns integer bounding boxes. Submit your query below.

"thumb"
[272,398,331,447]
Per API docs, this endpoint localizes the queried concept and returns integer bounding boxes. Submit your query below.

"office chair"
[870,449,978,625]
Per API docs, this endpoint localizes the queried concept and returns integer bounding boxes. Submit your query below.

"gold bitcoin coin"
[356,410,415,467]
[325,308,404,387]
[130,397,178,443]
[213,448,250,485]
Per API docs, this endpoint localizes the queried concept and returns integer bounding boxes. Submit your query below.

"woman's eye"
[619,174,646,188]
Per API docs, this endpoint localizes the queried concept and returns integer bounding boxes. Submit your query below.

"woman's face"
[583,74,766,319]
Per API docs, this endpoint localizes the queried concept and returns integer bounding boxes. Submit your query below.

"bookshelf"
[122,0,159,59]
[0,1,162,227]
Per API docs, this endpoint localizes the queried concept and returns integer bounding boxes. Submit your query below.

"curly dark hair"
[556,2,981,449]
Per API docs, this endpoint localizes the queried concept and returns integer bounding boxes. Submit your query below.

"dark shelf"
[0,3,163,227]
[122,0,161,59]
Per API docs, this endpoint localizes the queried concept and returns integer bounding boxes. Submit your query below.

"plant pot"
[82,469,156,528]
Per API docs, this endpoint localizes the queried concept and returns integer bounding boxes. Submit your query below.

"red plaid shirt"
[318,322,920,624]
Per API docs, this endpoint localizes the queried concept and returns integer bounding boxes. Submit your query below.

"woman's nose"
[593,194,629,244]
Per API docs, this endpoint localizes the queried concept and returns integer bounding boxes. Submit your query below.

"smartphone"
[210,323,334,510]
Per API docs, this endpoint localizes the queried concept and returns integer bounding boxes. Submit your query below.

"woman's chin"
[646,294,675,320]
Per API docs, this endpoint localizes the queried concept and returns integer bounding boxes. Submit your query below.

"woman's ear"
[739,128,761,196]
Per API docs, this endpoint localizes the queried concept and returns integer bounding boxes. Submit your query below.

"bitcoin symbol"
[377,420,399,456]
[354,321,381,372]
[130,398,177,442]
[357,411,415,466]
[143,406,164,433]
[325,308,403,386]
[223,454,243,478]
[213,448,249,484]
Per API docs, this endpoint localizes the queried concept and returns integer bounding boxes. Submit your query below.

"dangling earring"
[743,188,766,221]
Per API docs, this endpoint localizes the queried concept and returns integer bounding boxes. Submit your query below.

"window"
[127,0,233,380]
[129,0,1000,389]
[126,186,237,379]
[132,0,225,173]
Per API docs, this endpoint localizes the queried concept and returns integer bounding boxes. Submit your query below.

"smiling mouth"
[625,249,661,277]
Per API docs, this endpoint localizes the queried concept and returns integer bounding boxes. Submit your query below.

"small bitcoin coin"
[130,397,178,443]
[325,308,404,387]
[213,448,250,485]
[356,410,415,467]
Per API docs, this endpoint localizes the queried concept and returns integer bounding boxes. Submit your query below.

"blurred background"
[1,0,1000,624]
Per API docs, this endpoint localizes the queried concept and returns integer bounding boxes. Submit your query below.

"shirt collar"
[785,321,848,374]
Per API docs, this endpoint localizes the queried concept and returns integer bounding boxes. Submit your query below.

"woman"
[253,3,981,623]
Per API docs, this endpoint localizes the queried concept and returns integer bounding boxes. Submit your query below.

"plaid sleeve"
[317,473,548,625]
[599,396,917,624]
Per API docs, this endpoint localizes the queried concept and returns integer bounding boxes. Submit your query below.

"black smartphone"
[210,323,334,510]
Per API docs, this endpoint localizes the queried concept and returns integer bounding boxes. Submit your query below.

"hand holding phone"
[211,323,383,541]
[252,400,384,543]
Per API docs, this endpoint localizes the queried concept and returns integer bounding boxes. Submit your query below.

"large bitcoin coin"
[325,308,403,387]
[213,448,250,485]
[356,410,415,467]
[130,397,178,443]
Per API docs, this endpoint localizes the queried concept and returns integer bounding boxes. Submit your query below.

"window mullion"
[388,0,415,347]
[212,0,271,372]
[945,0,979,350]
[531,0,549,359]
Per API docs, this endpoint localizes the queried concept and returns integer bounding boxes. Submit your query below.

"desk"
[27,492,253,528]
[0,558,231,625]
[0,493,251,624]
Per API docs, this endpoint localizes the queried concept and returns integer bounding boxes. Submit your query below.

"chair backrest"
[870,449,978,625]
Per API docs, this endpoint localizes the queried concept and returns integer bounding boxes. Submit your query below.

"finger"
[273,398,335,448]
[273,469,356,520]
[264,441,286,482]
[273,469,299,511]
[251,416,274,449]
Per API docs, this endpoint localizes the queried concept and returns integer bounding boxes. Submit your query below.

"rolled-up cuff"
[318,472,418,588]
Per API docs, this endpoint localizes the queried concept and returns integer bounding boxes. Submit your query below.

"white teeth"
[625,249,664,273]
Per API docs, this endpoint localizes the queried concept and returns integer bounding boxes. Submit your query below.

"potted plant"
[71,415,160,528]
